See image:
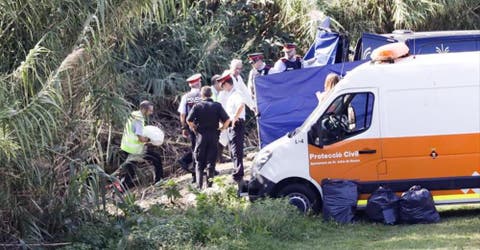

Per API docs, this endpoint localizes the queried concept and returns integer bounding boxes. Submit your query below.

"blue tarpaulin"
[255,60,366,148]
[303,18,340,66]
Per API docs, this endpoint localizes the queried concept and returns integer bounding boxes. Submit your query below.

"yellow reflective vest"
[120,110,145,155]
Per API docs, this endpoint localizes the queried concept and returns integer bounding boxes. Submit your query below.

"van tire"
[278,184,321,214]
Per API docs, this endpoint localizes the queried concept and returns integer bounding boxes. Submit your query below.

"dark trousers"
[121,147,163,187]
[179,130,196,177]
[194,131,219,189]
[217,142,224,163]
[228,119,245,182]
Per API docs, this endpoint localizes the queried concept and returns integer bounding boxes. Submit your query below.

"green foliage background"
[0,0,478,245]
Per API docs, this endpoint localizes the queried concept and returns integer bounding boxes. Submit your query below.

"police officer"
[187,86,230,189]
[246,52,271,100]
[270,43,318,74]
[177,73,203,182]
[217,71,246,185]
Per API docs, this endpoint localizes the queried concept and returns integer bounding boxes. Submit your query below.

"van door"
[308,89,381,184]
[379,84,480,195]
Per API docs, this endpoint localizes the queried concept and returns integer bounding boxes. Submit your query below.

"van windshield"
[297,102,325,134]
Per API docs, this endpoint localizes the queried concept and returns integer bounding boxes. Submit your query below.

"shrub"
[238,198,310,240]
[63,221,122,249]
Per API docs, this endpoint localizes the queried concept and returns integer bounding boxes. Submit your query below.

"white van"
[247,50,480,213]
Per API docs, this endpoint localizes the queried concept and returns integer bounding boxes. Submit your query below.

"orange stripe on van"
[309,133,480,194]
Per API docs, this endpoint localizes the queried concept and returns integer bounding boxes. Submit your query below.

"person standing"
[210,74,222,102]
[177,73,203,182]
[315,73,340,102]
[118,101,163,189]
[229,59,256,112]
[270,43,317,74]
[187,86,230,189]
[210,74,227,163]
[218,72,246,184]
[246,52,271,101]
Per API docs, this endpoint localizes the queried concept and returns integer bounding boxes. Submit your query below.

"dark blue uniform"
[179,90,202,180]
[281,56,302,71]
[187,98,229,188]
[257,65,271,75]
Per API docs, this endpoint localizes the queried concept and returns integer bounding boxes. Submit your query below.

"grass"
[269,208,480,249]
[60,180,480,250]
[210,205,480,250]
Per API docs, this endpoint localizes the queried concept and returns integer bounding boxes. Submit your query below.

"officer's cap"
[218,70,232,86]
[186,73,202,85]
[248,53,264,64]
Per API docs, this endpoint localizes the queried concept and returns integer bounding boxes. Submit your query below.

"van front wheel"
[278,184,321,214]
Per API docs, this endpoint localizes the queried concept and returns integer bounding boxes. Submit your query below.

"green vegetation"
[62,184,480,249]
[1,0,479,246]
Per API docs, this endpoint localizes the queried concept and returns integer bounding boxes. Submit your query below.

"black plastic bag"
[365,186,400,224]
[399,185,440,224]
[322,179,358,223]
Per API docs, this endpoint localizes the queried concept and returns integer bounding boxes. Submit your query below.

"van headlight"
[254,149,272,170]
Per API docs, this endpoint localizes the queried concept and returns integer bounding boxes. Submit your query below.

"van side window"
[308,92,374,146]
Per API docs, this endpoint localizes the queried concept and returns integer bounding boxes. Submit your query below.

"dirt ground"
[130,153,256,210]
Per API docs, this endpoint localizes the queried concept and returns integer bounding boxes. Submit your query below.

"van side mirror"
[314,121,324,148]
[314,136,324,148]
[287,131,293,138]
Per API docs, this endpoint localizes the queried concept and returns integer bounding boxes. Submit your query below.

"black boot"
[191,173,196,183]
[177,159,189,172]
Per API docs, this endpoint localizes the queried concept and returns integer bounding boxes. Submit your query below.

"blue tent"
[303,17,342,65]
[255,60,366,148]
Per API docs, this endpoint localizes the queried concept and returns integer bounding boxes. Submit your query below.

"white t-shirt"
[231,74,256,110]
[217,90,231,147]
[226,89,245,120]
[247,69,257,98]
[217,89,231,109]
[211,86,220,101]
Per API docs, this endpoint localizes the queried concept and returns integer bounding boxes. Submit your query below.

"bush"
[238,198,310,240]
[145,217,194,248]
[63,221,122,249]
[160,183,312,247]
[118,232,157,250]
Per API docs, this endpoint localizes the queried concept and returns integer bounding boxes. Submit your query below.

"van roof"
[342,51,480,90]
[371,30,480,42]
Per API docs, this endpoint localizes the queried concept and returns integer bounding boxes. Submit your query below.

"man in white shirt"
[229,59,256,112]
[218,71,246,184]
[210,74,221,102]
[210,74,227,163]
[216,73,232,152]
